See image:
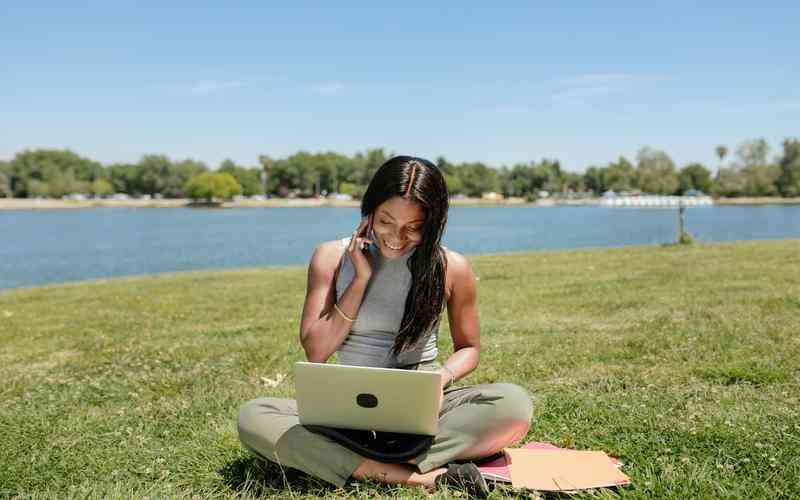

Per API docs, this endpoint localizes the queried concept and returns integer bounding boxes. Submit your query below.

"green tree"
[184,172,242,202]
[499,160,566,197]
[715,144,728,173]
[136,155,172,195]
[496,166,513,197]
[436,156,455,176]
[732,139,780,196]
[457,162,501,197]
[734,138,769,169]
[91,179,114,197]
[27,180,50,198]
[258,155,274,196]
[360,149,389,186]
[713,168,746,197]
[777,138,800,197]
[303,152,352,195]
[48,169,88,197]
[583,166,606,194]
[536,159,564,193]
[715,145,729,164]
[326,153,359,194]
[444,173,464,195]
[562,171,586,193]
[605,156,637,192]
[165,159,207,198]
[339,181,366,199]
[218,159,261,196]
[503,163,535,197]
[108,163,139,194]
[270,152,324,196]
[678,163,712,194]
[636,147,679,194]
[741,165,780,196]
[10,149,103,197]
[0,161,11,197]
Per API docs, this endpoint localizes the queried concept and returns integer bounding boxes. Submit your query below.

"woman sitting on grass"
[238,156,533,496]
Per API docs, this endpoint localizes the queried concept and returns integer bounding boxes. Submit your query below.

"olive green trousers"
[237,374,533,487]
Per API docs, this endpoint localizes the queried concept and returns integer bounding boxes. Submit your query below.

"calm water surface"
[2,205,799,290]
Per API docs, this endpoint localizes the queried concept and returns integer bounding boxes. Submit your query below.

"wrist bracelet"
[333,302,356,322]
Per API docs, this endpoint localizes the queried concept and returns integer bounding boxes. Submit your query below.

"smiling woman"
[356,158,450,357]
[237,156,533,496]
[372,198,425,254]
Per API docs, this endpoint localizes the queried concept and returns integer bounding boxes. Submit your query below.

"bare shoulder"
[309,239,347,278]
[443,248,476,294]
[444,247,470,272]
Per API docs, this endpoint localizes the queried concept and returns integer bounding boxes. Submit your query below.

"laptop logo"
[356,393,379,408]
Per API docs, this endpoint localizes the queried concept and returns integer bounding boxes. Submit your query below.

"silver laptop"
[294,362,440,435]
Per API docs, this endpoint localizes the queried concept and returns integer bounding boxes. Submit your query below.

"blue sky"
[2,1,798,171]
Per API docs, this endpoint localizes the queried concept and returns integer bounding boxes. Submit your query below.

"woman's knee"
[237,398,264,446]
[236,397,293,451]
[491,383,534,425]
[485,383,533,448]
[237,397,268,433]
[448,384,533,460]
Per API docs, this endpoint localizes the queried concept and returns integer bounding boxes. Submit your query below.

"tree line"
[1,138,799,200]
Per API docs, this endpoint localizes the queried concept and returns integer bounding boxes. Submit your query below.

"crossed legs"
[237,382,533,489]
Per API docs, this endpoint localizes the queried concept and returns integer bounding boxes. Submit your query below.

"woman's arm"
[439,250,481,388]
[299,241,369,363]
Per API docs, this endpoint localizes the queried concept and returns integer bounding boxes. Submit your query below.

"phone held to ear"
[362,215,375,254]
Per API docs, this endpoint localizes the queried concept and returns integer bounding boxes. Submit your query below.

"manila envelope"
[504,448,631,492]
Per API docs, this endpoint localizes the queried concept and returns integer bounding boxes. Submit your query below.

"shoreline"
[713,197,800,205]
[1,196,799,210]
[0,197,533,210]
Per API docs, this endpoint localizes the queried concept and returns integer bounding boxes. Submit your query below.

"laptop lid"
[294,362,440,435]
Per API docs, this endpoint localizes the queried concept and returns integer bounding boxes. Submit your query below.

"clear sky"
[2,1,798,171]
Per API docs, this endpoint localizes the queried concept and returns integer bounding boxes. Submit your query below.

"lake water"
[2,205,799,291]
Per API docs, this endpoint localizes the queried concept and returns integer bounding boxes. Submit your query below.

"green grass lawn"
[2,240,799,499]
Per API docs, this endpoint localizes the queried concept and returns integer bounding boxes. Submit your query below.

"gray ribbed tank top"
[335,237,439,368]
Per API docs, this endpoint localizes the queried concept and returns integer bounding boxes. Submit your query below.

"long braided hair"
[361,156,450,355]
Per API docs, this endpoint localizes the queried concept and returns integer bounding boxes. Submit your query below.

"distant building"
[481,191,503,201]
[63,193,88,201]
[601,194,713,207]
[327,192,353,201]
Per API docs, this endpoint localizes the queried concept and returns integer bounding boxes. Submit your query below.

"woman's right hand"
[348,215,375,283]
